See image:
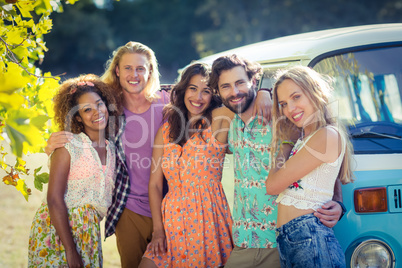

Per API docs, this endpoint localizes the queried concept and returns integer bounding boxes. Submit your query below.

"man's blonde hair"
[101,41,161,104]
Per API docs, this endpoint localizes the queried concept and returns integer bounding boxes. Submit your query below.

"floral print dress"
[28,133,115,268]
[143,122,234,268]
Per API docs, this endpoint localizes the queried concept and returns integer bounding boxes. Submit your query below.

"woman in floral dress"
[139,63,235,268]
[28,74,119,268]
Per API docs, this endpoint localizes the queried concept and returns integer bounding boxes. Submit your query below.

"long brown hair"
[163,62,221,145]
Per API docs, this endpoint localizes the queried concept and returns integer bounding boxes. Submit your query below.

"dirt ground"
[0,184,121,267]
[0,150,234,268]
[0,150,121,267]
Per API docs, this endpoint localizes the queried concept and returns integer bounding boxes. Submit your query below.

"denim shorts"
[276,213,346,268]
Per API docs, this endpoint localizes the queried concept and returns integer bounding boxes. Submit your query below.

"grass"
[0,150,234,268]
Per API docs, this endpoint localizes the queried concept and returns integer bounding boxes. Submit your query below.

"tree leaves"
[1,149,32,201]
[0,0,72,199]
[34,166,49,192]
[0,62,31,94]
[16,178,30,201]
[5,109,48,157]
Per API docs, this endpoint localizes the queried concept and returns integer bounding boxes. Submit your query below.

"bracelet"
[282,140,295,146]
[258,88,272,93]
[335,200,347,221]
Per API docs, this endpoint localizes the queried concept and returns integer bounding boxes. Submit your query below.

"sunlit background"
[39,0,402,83]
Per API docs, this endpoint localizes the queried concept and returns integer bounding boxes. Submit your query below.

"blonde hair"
[101,41,161,104]
[271,66,354,184]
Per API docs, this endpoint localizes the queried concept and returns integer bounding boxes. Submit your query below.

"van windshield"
[313,45,402,154]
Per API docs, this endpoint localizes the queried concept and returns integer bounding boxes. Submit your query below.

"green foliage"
[0,0,76,200]
[40,0,115,78]
[194,0,402,57]
[41,0,210,81]
[33,166,49,192]
[37,0,402,83]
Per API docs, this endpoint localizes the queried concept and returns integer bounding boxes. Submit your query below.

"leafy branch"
[0,36,64,79]
[1,148,49,201]
[0,0,76,200]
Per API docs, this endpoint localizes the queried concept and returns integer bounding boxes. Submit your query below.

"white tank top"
[276,126,345,211]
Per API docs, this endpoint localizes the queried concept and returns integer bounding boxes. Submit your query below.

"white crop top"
[276,126,345,211]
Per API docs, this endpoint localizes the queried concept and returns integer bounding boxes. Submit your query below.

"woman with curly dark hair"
[139,63,235,268]
[28,74,119,268]
[53,74,121,136]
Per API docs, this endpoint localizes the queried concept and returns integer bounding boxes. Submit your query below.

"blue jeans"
[276,213,346,268]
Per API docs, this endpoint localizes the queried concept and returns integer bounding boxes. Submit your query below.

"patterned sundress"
[28,133,115,268]
[143,122,234,268]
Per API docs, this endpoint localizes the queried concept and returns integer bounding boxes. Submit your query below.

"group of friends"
[27,41,353,268]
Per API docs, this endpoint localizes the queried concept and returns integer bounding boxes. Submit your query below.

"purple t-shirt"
[123,90,169,217]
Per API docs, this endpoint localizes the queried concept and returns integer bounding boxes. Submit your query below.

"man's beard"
[222,89,255,114]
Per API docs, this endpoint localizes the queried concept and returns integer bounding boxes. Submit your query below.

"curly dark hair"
[53,74,121,138]
[209,54,262,93]
[163,62,222,145]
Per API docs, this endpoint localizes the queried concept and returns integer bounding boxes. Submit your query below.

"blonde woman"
[266,66,353,267]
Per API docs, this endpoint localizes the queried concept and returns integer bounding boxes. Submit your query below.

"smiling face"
[218,66,255,115]
[115,53,150,96]
[184,74,212,119]
[76,92,109,136]
[277,78,316,135]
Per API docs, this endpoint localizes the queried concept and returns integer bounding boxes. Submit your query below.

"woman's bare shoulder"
[304,126,341,162]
